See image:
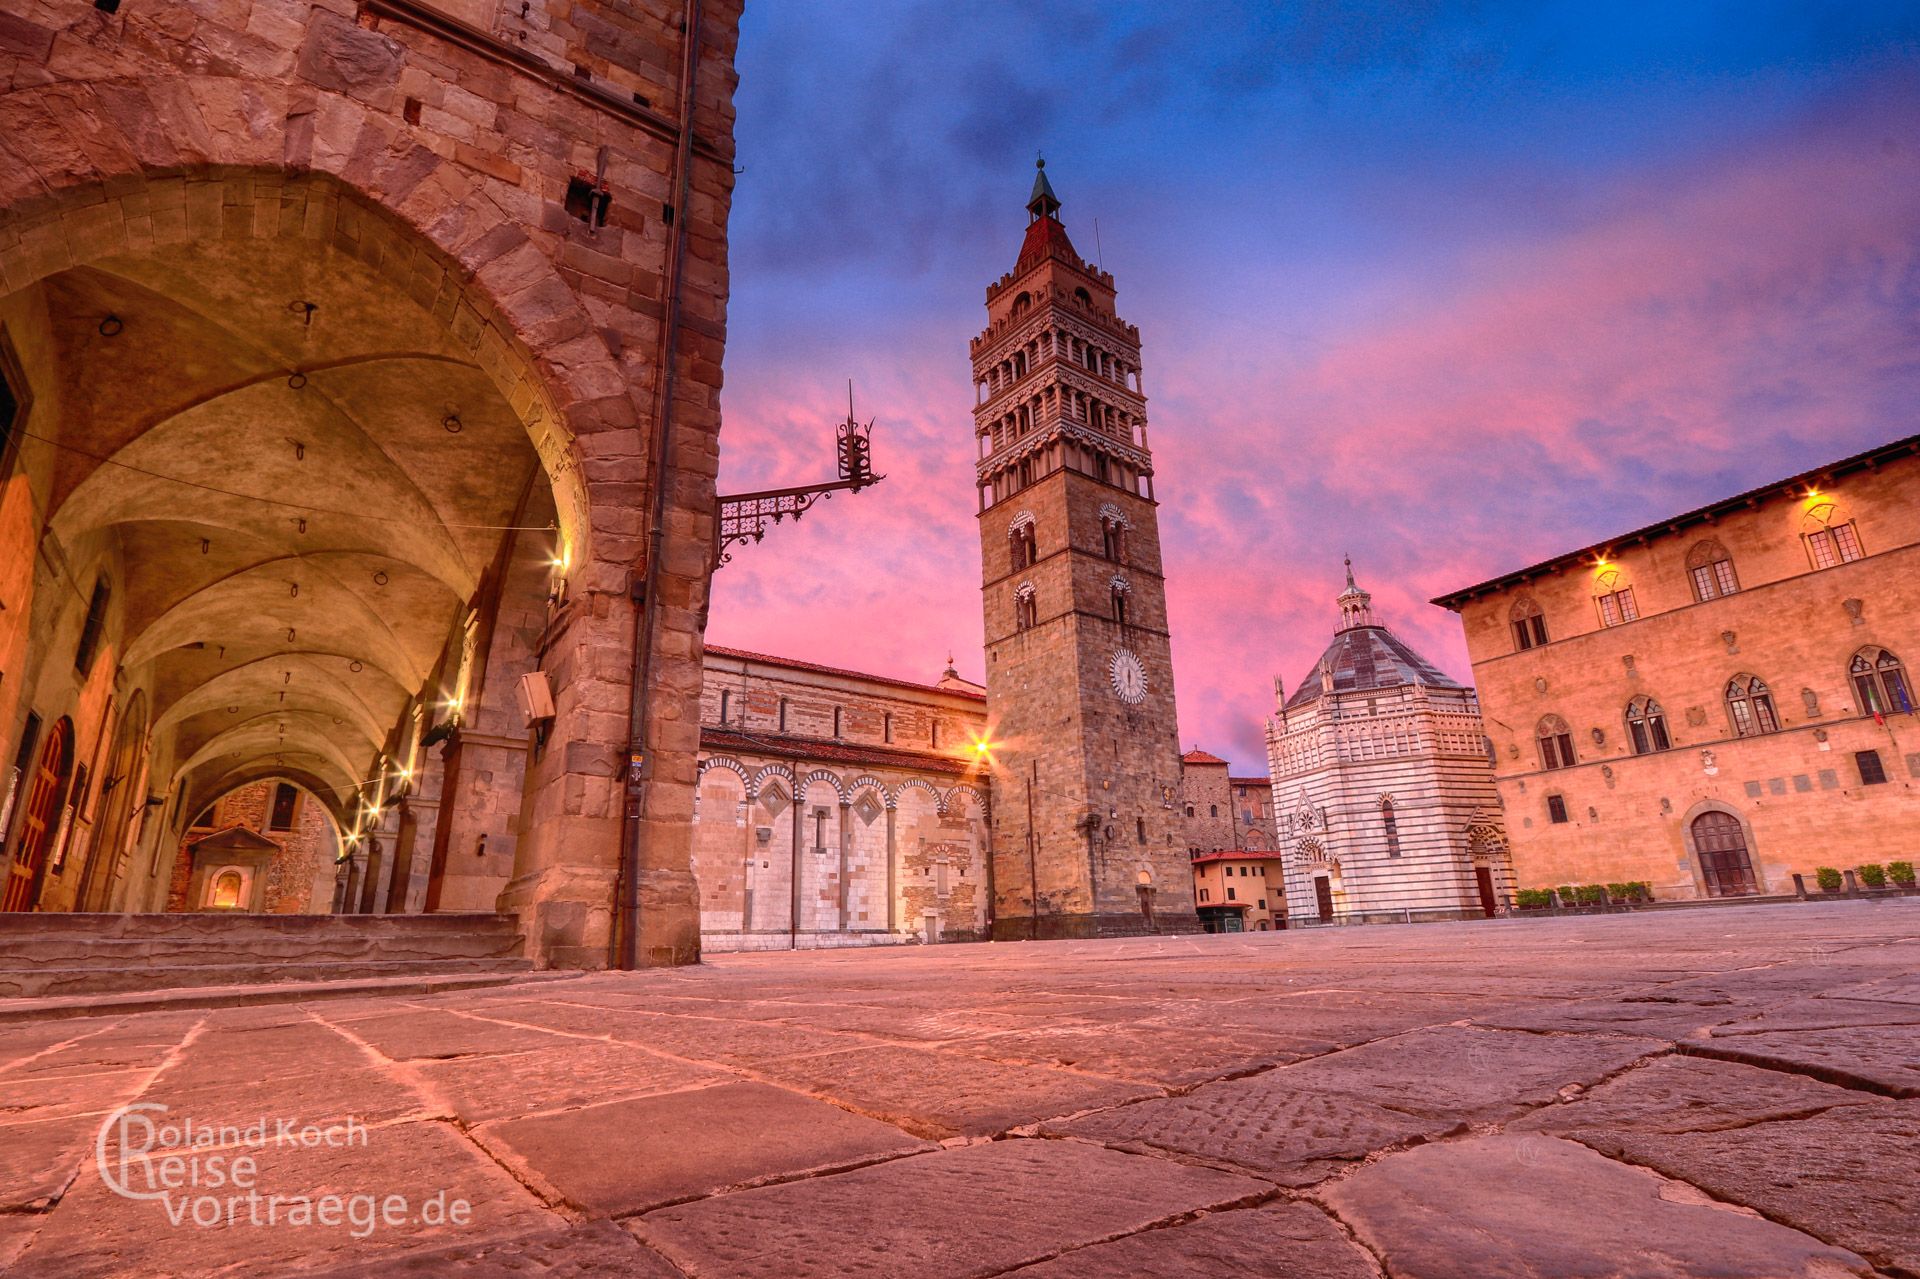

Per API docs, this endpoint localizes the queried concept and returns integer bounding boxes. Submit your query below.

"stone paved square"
[1,903,1916,1277]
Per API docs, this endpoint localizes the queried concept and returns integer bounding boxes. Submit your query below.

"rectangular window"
[832,707,843,739]
[1808,524,1865,569]
[1713,559,1738,596]
[1856,750,1888,786]
[1546,794,1569,824]
[719,689,730,724]
[268,783,300,832]
[0,327,30,482]
[1226,885,1235,901]
[1135,816,1145,844]
[883,713,893,744]
[778,698,788,732]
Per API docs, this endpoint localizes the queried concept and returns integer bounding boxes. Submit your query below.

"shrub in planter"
[1857,864,1888,889]
[1605,882,1632,904]
[1890,861,1916,887]
[1556,885,1579,905]
[1576,884,1608,905]
[1636,881,1655,902]
[1515,888,1555,909]
[1815,866,1843,893]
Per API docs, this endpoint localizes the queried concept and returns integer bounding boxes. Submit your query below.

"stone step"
[0,970,583,1024]
[0,911,519,939]
[0,955,537,1001]
[0,932,525,966]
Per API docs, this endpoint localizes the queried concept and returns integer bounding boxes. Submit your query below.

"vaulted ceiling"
[39,237,554,823]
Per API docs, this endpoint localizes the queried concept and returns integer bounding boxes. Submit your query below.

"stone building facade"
[1269,566,1513,923]
[1433,434,1920,901]
[0,0,743,966]
[692,647,992,950]
[1179,748,1284,929]
[165,780,339,915]
[971,162,1198,939]
[1190,851,1286,931]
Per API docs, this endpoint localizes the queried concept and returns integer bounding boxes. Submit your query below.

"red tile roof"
[1189,850,1285,865]
[1181,749,1228,766]
[1229,776,1271,787]
[700,728,983,777]
[705,645,986,702]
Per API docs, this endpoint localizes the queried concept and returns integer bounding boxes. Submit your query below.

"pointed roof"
[1014,155,1081,275]
[1181,748,1229,766]
[1284,564,1461,711]
[187,824,284,854]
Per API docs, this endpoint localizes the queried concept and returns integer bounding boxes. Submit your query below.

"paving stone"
[1684,1026,1920,1097]
[1603,1102,1920,1279]
[1013,1200,1377,1278]
[1512,1055,1872,1143]
[13,1118,558,1278]
[949,1024,1310,1086]
[479,1001,868,1065]
[0,1115,95,1209]
[151,1021,368,1089]
[752,1044,1159,1138]
[1475,997,1749,1039]
[0,1213,43,1270]
[137,1065,432,1132]
[326,1008,576,1061]
[1055,1075,1458,1185]
[480,1081,931,1215]
[1280,1025,1664,1120]
[635,1138,1267,1279]
[1321,1134,1874,1278]
[415,1039,727,1124]
[1706,997,1920,1035]
[309,1218,682,1277]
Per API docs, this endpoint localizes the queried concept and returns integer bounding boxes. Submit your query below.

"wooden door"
[1314,875,1334,922]
[1475,866,1498,917]
[1693,812,1757,896]
[4,719,73,912]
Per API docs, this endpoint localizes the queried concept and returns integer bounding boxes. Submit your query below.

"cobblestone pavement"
[3,901,1916,1278]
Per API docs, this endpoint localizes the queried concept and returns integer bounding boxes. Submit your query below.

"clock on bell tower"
[971,159,1198,938]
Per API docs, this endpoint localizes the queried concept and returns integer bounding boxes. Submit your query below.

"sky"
[705,1,1920,774]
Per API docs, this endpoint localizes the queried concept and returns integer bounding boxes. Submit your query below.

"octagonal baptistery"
[0,0,743,968]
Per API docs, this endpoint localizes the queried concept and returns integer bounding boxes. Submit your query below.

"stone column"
[789,785,805,945]
[885,804,897,934]
[837,799,851,931]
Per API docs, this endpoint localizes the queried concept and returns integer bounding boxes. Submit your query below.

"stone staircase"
[0,912,535,1003]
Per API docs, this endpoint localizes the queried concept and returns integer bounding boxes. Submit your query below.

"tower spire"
[1028,154,1061,223]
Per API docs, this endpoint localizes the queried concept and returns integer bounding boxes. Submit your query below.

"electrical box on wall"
[516,671,555,723]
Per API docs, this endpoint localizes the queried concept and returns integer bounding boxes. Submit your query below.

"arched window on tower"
[1101,515,1126,561]
[1009,518,1037,572]
[1014,584,1038,633]
[1380,797,1400,858]
[1802,501,1864,569]
[1509,597,1548,651]
[1725,675,1779,737]
[1536,715,1576,770]
[1625,696,1671,754]
[1685,539,1739,602]
[1592,567,1638,627]
[1850,647,1913,716]
[1110,575,1131,626]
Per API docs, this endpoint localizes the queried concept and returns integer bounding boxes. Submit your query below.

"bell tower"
[971,160,1197,939]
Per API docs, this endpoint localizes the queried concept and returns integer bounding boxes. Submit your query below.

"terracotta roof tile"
[700,728,983,777]
[705,645,986,701]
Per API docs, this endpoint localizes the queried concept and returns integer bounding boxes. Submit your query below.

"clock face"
[1110,648,1148,704]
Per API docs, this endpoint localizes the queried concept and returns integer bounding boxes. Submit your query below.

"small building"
[1433,434,1920,901]
[166,781,339,915]
[1268,564,1513,923]
[1190,850,1286,931]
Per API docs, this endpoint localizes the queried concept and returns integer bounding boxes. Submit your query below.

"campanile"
[971,161,1197,938]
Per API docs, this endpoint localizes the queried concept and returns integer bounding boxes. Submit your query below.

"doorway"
[1475,865,1498,916]
[1692,811,1758,897]
[4,717,74,911]
[1314,874,1334,922]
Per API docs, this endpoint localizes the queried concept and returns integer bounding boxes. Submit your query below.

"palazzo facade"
[1434,434,1920,900]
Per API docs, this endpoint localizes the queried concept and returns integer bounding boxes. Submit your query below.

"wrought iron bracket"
[715,411,884,567]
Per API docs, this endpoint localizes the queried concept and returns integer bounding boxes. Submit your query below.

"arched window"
[1802,501,1863,569]
[1536,715,1575,770]
[1073,286,1092,308]
[1725,675,1779,737]
[1102,517,1125,561]
[74,576,111,676]
[1110,575,1131,626]
[1625,696,1671,754]
[1008,517,1037,571]
[1592,567,1638,627]
[1509,597,1548,651]
[1851,647,1913,716]
[1014,584,1037,633]
[1685,540,1739,602]
[1380,797,1400,858]
[210,870,243,910]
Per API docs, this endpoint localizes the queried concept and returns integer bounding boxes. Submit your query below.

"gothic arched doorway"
[1692,811,1757,897]
[3,717,74,911]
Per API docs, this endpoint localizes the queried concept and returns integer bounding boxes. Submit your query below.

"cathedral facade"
[1268,566,1513,923]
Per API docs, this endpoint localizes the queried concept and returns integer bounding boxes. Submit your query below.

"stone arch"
[1096,501,1131,528]
[846,775,893,809]
[749,764,797,802]
[1679,799,1764,897]
[698,756,752,785]
[800,769,850,805]
[942,784,987,816]
[895,777,944,812]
